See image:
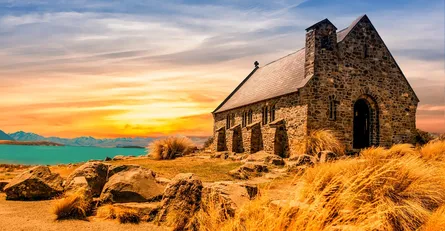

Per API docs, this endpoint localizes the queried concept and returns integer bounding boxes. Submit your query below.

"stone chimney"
[304,18,338,79]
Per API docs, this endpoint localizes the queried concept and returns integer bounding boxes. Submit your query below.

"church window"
[270,105,276,122]
[262,106,268,125]
[242,112,247,127]
[226,114,231,128]
[248,110,253,124]
[364,44,369,58]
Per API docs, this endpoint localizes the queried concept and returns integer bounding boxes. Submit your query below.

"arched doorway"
[353,99,371,149]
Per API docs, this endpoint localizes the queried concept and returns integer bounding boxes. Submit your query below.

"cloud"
[0,0,444,136]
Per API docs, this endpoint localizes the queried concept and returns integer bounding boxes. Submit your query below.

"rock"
[4,166,63,200]
[157,173,203,229]
[64,176,93,207]
[202,181,258,217]
[65,162,109,197]
[0,180,9,192]
[100,168,164,203]
[243,151,284,165]
[228,162,268,180]
[155,177,171,186]
[285,162,308,174]
[318,151,338,163]
[229,154,249,161]
[289,154,316,166]
[107,164,155,178]
[114,202,161,222]
[104,157,112,161]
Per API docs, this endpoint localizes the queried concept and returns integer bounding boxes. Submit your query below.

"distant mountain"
[0,130,14,141]
[8,131,209,148]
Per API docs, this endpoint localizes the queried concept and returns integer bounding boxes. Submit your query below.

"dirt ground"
[0,193,168,231]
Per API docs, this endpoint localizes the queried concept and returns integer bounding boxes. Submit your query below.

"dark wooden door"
[353,99,370,149]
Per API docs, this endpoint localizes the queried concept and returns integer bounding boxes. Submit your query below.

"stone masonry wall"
[305,16,418,149]
[212,92,308,157]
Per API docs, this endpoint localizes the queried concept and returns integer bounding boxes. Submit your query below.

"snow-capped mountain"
[0,130,14,141]
[8,131,208,148]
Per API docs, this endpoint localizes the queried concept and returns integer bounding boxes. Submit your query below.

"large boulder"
[157,173,203,230]
[229,162,268,180]
[0,180,9,192]
[65,176,93,198]
[107,164,154,178]
[202,181,258,218]
[114,202,161,222]
[65,162,109,197]
[4,166,63,200]
[100,168,164,203]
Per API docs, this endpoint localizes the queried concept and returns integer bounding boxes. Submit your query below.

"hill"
[8,131,209,148]
[0,130,14,141]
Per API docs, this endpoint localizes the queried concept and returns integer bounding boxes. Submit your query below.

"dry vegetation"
[292,129,345,156]
[52,188,91,220]
[196,140,445,231]
[148,136,196,160]
[97,205,141,224]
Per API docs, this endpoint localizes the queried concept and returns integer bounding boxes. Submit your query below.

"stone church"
[211,15,418,157]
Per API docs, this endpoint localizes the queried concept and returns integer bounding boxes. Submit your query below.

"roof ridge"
[262,47,305,68]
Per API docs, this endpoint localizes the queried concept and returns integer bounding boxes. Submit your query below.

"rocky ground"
[0,150,333,230]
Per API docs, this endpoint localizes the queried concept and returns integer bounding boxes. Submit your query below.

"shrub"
[202,136,214,149]
[148,136,196,160]
[415,129,435,145]
[195,144,445,231]
[51,188,91,220]
[420,140,445,161]
[292,129,345,157]
[96,205,140,224]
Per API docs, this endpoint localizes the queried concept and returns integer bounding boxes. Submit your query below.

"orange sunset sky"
[0,0,444,138]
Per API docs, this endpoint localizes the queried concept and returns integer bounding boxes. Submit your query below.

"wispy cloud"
[0,0,443,137]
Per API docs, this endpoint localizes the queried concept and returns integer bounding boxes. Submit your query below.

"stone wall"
[305,16,418,149]
[212,92,308,157]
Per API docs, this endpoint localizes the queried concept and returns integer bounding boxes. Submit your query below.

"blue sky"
[0,0,444,137]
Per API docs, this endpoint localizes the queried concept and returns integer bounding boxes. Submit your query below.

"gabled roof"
[214,48,307,113]
[214,14,418,113]
[337,14,367,42]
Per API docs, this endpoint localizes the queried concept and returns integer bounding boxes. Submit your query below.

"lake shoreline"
[0,140,64,146]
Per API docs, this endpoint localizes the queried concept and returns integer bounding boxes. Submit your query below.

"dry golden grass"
[148,136,196,160]
[96,205,140,224]
[292,129,345,156]
[112,156,241,182]
[196,143,445,231]
[422,206,445,231]
[51,188,91,220]
[420,140,445,162]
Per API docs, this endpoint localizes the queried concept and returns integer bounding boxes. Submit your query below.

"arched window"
[242,111,247,127]
[262,106,268,125]
[329,95,337,120]
[226,114,231,128]
[248,110,253,124]
[270,105,276,122]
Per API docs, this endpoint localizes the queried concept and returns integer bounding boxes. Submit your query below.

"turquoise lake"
[0,145,148,165]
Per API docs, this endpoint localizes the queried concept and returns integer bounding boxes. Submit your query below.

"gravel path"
[0,194,168,231]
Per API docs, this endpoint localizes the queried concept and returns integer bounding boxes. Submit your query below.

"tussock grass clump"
[422,206,445,231]
[195,143,445,231]
[420,140,445,162]
[292,129,345,156]
[96,205,140,224]
[148,136,196,160]
[51,188,91,220]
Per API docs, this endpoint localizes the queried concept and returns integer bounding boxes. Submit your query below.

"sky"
[0,0,444,138]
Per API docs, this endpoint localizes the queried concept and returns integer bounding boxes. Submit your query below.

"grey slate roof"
[213,15,366,113]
